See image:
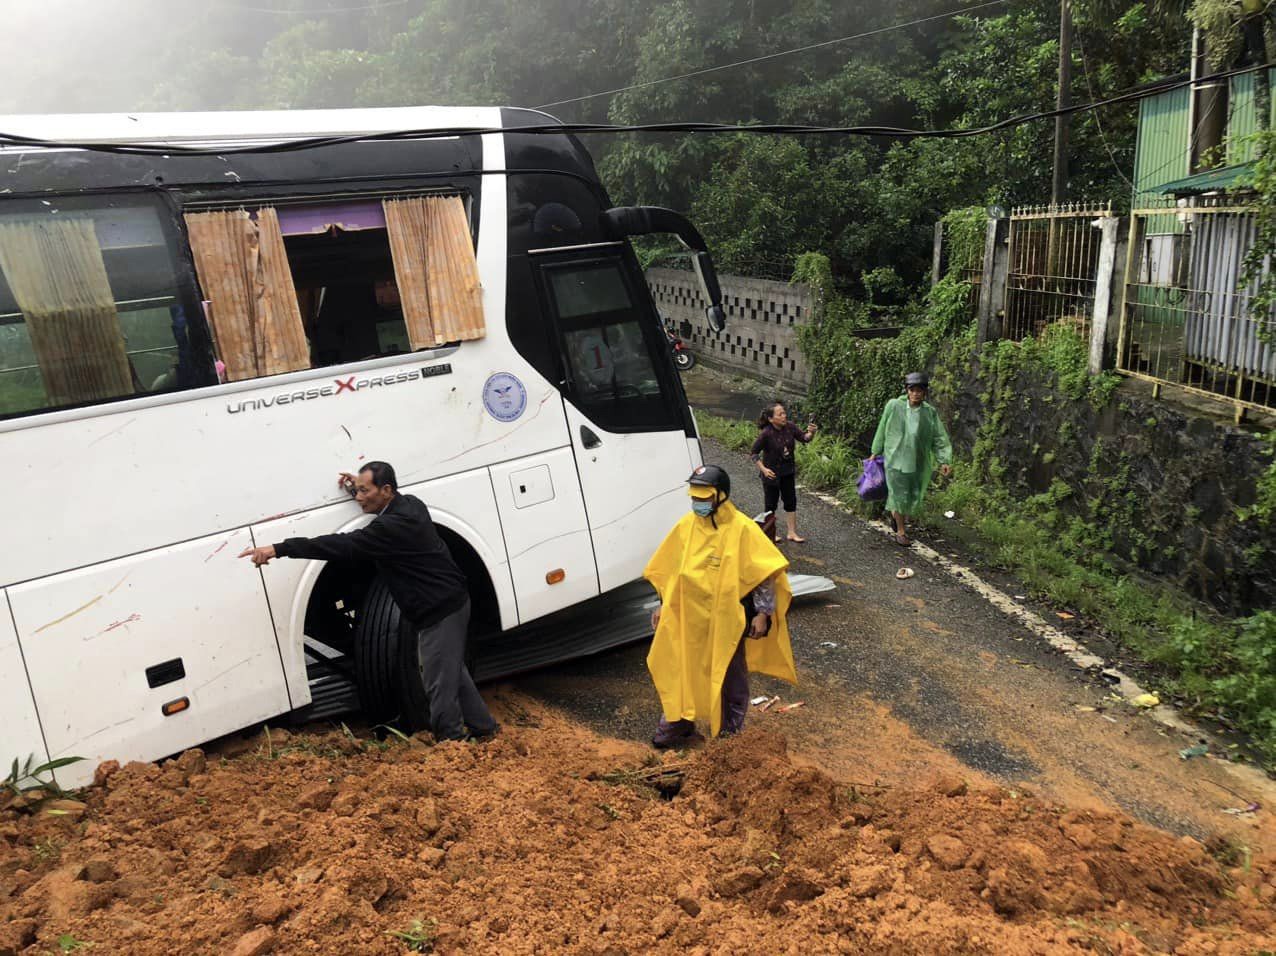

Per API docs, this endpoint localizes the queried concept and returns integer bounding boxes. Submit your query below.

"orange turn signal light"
[546,569,566,585]
[162,697,190,717]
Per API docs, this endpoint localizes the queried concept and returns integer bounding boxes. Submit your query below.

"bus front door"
[538,253,696,594]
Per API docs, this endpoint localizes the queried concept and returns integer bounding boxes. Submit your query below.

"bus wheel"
[351,578,431,730]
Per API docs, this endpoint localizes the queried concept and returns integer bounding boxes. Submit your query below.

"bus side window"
[183,197,483,380]
[284,228,409,370]
[0,195,213,419]
[540,256,682,432]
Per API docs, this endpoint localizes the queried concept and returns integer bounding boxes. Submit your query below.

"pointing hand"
[238,545,276,567]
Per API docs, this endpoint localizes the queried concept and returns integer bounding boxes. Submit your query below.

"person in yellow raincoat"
[645,465,797,748]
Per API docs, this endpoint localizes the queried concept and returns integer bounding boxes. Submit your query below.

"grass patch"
[695,408,1276,770]
[387,917,437,953]
[31,836,64,865]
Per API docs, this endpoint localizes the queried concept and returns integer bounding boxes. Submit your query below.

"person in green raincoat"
[871,371,953,546]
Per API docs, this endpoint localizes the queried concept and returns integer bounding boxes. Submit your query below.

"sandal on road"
[894,532,911,547]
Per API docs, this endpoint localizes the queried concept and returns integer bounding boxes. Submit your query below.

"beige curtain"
[0,218,133,407]
[383,198,439,348]
[183,208,309,381]
[256,208,311,374]
[384,195,485,348]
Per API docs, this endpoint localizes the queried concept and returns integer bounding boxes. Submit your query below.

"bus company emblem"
[482,372,527,423]
[226,363,453,414]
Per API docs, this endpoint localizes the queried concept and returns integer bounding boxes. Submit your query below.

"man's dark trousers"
[413,598,496,741]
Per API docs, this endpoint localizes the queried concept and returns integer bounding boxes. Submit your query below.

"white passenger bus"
[0,107,730,787]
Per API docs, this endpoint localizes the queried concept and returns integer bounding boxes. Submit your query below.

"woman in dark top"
[750,402,817,542]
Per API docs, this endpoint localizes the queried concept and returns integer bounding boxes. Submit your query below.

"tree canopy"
[0,0,1213,291]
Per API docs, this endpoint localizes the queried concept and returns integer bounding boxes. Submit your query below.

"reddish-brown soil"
[2,696,1273,955]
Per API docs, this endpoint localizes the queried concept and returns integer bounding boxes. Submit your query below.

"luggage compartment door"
[490,447,599,622]
[8,527,291,788]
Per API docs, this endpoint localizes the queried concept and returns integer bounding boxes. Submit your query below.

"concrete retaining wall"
[646,267,813,391]
[938,361,1276,616]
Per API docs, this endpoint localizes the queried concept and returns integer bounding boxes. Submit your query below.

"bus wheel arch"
[299,525,501,729]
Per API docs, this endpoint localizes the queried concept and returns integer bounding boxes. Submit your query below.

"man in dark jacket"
[239,461,497,742]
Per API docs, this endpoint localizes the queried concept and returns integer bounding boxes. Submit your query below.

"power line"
[534,0,1010,110]
[1076,32,1134,191]
[1,62,1270,158]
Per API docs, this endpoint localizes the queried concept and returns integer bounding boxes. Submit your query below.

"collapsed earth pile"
[1,699,1272,954]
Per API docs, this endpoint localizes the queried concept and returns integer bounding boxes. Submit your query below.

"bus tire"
[352,577,435,731]
[352,578,408,723]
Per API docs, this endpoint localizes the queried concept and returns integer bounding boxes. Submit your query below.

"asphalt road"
[507,375,1275,847]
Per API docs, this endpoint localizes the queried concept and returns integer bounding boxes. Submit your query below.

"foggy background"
[0,0,644,117]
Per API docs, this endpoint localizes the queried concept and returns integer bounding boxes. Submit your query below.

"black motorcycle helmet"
[688,464,730,497]
[904,371,930,391]
[688,464,731,526]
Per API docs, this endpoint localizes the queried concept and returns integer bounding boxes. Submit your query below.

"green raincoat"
[870,396,952,516]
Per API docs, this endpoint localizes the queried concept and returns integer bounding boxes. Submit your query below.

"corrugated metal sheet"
[1185,211,1275,380]
[1160,162,1254,195]
[1133,86,1190,207]
[1226,68,1276,165]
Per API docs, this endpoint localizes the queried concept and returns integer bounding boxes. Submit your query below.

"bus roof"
[0,106,517,148]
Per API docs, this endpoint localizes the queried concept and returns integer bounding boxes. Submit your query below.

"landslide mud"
[1,697,1273,954]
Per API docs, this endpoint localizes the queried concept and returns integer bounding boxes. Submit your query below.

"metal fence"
[1117,196,1275,415]
[1004,203,1114,342]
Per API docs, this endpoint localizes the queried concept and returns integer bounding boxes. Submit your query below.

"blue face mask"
[691,499,715,517]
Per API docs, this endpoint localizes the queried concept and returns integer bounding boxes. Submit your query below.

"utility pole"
[1051,0,1072,205]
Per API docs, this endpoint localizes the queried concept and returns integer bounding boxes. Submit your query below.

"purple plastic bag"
[857,455,887,501]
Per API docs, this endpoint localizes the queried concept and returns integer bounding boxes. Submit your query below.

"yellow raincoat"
[644,498,797,737]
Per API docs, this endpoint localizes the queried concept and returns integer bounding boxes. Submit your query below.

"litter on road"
[817,641,839,648]
[776,701,805,713]
[1222,802,1261,816]
[1179,744,1210,760]
[895,567,915,580]
[750,695,770,706]
[1132,693,1161,708]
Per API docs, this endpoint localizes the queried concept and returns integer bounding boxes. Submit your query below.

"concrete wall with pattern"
[645,268,813,391]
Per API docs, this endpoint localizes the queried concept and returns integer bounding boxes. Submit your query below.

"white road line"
[801,485,1275,797]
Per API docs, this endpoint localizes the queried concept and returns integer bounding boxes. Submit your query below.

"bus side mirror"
[691,251,726,332]
[601,205,728,332]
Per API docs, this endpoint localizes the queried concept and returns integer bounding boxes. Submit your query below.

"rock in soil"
[926,833,970,870]
[229,925,275,956]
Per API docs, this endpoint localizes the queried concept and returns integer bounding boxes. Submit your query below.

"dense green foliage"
[0,0,1198,293]
[798,265,976,443]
